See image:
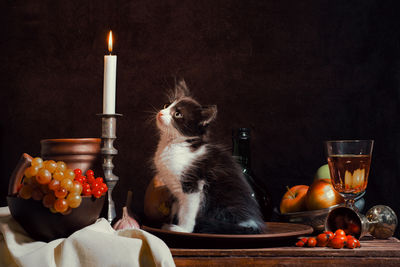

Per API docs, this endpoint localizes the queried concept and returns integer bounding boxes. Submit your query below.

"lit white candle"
[103,30,117,114]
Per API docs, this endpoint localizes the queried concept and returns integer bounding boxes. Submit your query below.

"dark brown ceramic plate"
[142,222,313,248]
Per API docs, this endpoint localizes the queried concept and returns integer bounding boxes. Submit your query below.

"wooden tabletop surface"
[171,236,400,266]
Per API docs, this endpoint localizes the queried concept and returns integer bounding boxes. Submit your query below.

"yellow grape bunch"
[18,157,107,214]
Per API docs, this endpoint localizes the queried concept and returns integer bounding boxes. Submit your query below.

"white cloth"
[0,207,175,267]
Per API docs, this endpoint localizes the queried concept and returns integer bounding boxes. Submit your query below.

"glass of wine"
[325,140,374,209]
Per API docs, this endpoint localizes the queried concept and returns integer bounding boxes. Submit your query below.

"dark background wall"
[1,0,399,237]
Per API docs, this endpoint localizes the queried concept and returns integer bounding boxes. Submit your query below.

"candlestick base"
[98,113,122,224]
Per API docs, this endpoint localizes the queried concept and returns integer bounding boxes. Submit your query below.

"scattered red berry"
[295,229,360,250]
[82,183,91,191]
[354,238,361,248]
[317,233,329,247]
[93,188,103,198]
[307,237,317,247]
[331,237,345,249]
[75,176,83,184]
[101,183,108,193]
[346,237,357,249]
[83,187,92,196]
[87,175,95,184]
[74,169,82,176]
[335,229,346,237]
[70,169,108,198]
[296,237,308,247]
[324,231,334,241]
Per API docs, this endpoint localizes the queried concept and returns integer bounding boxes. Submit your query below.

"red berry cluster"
[296,229,361,249]
[74,169,108,198]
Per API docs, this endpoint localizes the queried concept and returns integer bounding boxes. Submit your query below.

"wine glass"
[325,140,374,209]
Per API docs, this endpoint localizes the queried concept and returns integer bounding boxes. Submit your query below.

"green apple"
[314,164,331,180]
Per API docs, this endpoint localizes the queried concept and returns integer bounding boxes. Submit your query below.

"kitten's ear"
[201,105,217,126]
[174,78,190,99]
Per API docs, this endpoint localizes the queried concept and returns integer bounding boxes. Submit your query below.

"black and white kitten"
[153,80,266,234]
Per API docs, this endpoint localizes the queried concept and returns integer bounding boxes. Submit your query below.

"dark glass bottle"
[232,128,273,221]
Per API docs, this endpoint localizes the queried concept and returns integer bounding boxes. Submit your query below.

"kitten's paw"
[162,224,189,233]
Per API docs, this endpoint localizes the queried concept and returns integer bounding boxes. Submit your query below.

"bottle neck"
[232,131,251,171]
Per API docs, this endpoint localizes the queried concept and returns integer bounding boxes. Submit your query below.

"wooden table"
[171,237,400,266]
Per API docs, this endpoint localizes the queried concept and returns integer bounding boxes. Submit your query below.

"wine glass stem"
[345,197,356,209]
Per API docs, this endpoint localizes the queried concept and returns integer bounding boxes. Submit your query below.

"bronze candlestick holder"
[98,113,122,224]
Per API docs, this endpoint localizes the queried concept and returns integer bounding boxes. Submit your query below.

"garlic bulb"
[113,206,140,230]
[113,190,140,230]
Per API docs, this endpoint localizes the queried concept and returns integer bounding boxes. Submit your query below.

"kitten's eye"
[174,111,183,118]
[163,103,170,109]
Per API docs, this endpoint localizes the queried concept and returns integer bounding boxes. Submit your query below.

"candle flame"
[108,31,113,53]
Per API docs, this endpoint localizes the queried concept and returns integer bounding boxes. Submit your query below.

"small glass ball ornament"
[366,205,398,239]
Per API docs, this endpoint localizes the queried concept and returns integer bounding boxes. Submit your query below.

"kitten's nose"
[158,112,163,117]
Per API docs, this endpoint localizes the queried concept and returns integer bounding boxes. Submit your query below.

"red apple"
[305,179,344,210]
[280,185,309,214]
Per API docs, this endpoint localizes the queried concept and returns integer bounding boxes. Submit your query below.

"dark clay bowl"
[7,151,105,242]
[40,138,102,174]
[7,195,105,242]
